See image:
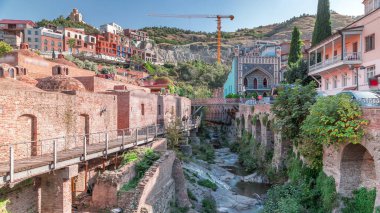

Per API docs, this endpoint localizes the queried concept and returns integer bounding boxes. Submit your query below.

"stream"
[185,131,271,213]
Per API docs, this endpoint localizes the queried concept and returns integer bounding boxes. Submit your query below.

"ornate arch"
[243,66,274,80]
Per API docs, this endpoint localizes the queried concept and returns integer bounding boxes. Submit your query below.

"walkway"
[0,120,200,185]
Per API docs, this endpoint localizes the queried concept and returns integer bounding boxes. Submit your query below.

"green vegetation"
[197,179,218,191]
[284,60,312,85]
[312,0,332,45]
[166,118,184,150]
[342,188,376,213]
[0,199,10,213]
[192,143,215,164]
[187,189,197,201]
[120,151,139,166]
[0,41,13,57]
[201,197,217,213]
[36,15,100,34]
[170,201,189,213]
[271,82,317,141]
[264,155,337,213]
[119,149,160,192]
[145,60,229,98]
[288,27,303,66]
[65,55,98,72]
[300,94,368,169]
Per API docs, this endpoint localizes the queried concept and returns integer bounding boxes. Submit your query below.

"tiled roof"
[0,19,36,26]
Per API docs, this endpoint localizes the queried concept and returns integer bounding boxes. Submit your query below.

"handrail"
[309,52,362,72]
[1,117,201,184]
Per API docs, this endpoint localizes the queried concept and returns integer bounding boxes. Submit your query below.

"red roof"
[0,19,36,26]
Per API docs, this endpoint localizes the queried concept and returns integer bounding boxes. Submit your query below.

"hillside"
[143,12,357,46]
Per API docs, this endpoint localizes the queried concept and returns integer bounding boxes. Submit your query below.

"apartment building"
[95,32,120,57]
[24,27,63,52]
[0,19,35,48]
[308,0,380,95]
[63,28,96,54]
[124,29,149,42]
[100,22,123,34]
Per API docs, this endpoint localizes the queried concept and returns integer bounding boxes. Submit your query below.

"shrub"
[120,151,138,166]
[301,94,369,146]
[342,188,376,213]
[197,179,218,191]
[187,189,197,201]
[0,41,13,57]
[119,149,160,192]
[201,197,217,213]
[192,143,215,163]
[316,171,337,212]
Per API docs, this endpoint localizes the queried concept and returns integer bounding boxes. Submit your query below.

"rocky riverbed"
[184,144,271,213]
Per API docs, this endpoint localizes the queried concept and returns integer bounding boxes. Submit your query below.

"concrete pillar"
[40,165,78,213]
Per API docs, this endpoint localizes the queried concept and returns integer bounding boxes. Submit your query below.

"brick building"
[63,28,96,54]
[124,29,149,42]
[0,19,35,48]
[95,32,120,57]
[24,27,63,52]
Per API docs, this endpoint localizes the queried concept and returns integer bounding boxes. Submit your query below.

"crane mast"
[149,14,234,63]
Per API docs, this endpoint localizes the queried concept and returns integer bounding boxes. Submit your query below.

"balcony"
[244,85,272,91]
[309,52,362,74]
[308,27,363,76]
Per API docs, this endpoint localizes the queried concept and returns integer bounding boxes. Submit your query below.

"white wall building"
[99,22,123,34]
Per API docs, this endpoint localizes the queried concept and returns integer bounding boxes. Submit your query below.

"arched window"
[263,78,268,88]
[244,77,248,87]
[0,67,4,77]
[8,68,15,78]
[57,66,62,75]
[253,78,258,89]
[44,39,48,45]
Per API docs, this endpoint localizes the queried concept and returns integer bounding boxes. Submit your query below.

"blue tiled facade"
[223,57,238,97]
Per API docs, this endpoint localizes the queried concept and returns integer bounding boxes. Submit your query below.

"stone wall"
[118,150,176,213]
[0,179,39,213]
[323,107,380,205]
[0,89,117,160]
[236,104,284,169]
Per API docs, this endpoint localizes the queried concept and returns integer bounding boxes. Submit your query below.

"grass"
[119,149,160,192]
[201,197,217,213]
[197,179,218,191]
[120,151,138,167]
[187,189,197,201]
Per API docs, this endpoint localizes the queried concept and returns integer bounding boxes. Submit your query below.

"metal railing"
[0,118,201,184]
[309,52,362,72]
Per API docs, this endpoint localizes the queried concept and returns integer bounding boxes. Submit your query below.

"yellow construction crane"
[149,14,235,63]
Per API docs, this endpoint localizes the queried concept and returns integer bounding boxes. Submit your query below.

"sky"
[0,0,364,32]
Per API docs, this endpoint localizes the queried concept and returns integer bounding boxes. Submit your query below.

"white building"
[99,22,123,34]
[24,27,63,51]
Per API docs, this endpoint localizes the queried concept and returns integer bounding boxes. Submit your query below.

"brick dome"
[36,75,85,92]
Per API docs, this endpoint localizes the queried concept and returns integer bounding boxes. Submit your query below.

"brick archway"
[339,143,376,196]
[16,114,37,157]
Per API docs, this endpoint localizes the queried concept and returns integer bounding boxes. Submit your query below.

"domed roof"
[36,75,85,92]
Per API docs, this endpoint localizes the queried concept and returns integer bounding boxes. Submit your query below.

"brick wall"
[0,179,39,213]
[323,107,380,205]
[75,76,150,93]
[0,90,117,160]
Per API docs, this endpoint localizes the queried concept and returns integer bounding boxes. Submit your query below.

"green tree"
[288,27,303,66]
[312,0,332,45]
[68,38,76,54]
[0,41,13,57]
[271,82,317,141]
[284,60,313,85]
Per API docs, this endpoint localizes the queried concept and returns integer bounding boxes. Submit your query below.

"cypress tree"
[288,27,303,66]
[312,0,332,45]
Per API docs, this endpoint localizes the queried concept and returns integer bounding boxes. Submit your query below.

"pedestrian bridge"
[0,118,201,185]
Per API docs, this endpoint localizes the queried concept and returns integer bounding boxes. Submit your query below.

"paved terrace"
[0,119,200,185]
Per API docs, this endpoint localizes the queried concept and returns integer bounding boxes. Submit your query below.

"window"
[27,37,31,42]
[243,77,248,87]
[334,50,338,56]
[325,78,330,90]
[333,76,338,88]
[353,73,358,85]
[325,54,329,60]
[342,73,348,87]
[51,41,54,46]
[141,104,145,115]
[253,78,258,89]
[44,39,47,45]
[75,35,77,39]
[263,78,268,88]
[34,31,38,35]
[44,46,47,51]
[34,38,38,42]
[158,105,161,115]
[367,66,376,80]
[67,32,71,37]
[27,30,31,35]
[58,42,62,47]
[34,45,38,49]
[365,34,375,52]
